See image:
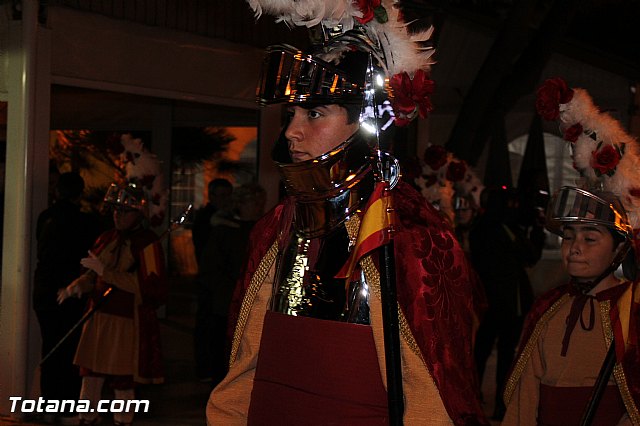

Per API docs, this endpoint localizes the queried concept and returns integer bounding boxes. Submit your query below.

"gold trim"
[503,294,570,405]
[601,300,640,425]
[228,241,279,366]
[360,254,425,366]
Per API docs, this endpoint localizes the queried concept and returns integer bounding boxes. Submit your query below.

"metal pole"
[579,341,616,426]
[379,241,405,425]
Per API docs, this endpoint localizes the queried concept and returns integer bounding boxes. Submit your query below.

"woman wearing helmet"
[502,186,640,425]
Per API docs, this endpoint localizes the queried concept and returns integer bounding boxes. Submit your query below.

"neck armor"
[274,129,376,239]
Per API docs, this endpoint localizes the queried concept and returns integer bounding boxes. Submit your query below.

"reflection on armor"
[274,130,376,239]
[271,221,370,325]
[271,125,376,323]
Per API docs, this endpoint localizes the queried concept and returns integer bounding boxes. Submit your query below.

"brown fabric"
[538,384,625,426]
[247,311,388,425]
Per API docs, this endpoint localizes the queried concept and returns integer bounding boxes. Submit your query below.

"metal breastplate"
[270,221,371,324]
[270,131,375,323]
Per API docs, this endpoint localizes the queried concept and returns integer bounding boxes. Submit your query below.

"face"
[285,104,359,162]
[561,224,621,282]
[113,208,143,231]
[210,186,233,210]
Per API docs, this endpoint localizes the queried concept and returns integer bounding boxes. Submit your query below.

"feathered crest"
[413,144,484,225]
[536,77,640,231]
[247,0,436,126]
[110,134,168,227]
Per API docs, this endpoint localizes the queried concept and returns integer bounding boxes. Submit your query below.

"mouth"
[290,151,309,162]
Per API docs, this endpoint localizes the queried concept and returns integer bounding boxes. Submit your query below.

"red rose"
[446,161,467,182]
[390,69,435,126]
[535,77,574,121]
[423,145,448,170]
[563,123,583,143]
[354,0,381,24]
[591,144,621,176]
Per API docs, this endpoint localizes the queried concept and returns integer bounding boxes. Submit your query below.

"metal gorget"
[274,130,375,239]
[270,219,371,324]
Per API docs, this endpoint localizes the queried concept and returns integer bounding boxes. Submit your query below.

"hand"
[57,280,83,304]
[81,251,105,276]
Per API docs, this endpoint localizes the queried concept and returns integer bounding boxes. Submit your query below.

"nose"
[284,113,303,146]
[569,239,581,255]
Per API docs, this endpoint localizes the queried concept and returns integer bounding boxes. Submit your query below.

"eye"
[308,109,322,119]
[285,109,295,119]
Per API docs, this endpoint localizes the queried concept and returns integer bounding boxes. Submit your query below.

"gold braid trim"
[228,240,279,366]
[503,294,570,405]
[344,214,425,365]
[600,300,640,425]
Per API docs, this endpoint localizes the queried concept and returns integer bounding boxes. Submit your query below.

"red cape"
[90,228,167,382]
[228,181,488,425]
[504,281,640,420]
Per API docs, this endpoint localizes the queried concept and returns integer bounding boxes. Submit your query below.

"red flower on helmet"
[355,0,384,24]
[591,144,621,177]
[563,123,583,143]
[536,77,574,121]
[424,145,448,170]
[390,69,435,127]
[446,161,467,182]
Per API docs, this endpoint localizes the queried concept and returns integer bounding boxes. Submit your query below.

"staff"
[40,203,192,366]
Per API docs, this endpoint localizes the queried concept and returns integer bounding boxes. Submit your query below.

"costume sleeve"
[368,284,453,425]
[616,413,633,425]
[206,261,275,425]
[502,326,546,426]
[100,239,140,295]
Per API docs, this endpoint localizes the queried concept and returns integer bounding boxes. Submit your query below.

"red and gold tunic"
[503,279,640,425]
[207,182,488,425]
[74,228,167,384]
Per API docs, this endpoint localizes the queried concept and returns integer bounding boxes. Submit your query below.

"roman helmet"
[249,0,436,237]
[535,77,640,280]
[103,134,168,228]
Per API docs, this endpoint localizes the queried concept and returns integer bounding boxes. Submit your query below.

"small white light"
[360,121,377,134]
[376,74,384,87]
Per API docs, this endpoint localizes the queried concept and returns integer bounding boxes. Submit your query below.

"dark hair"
[56,172,85,201]
[208,178,232,193]
[608,228,628,249]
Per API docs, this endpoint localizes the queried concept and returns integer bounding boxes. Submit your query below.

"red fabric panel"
[248,312,388,425]
[538,384,625,426]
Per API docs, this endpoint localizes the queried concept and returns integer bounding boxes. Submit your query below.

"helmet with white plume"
[103,134,168,228]
[536,77,639,277]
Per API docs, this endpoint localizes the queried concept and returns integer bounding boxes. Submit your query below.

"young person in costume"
[57,135,168,426]
[502,78,640,425]
[207,1,487,424]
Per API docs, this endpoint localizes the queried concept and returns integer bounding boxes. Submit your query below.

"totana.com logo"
[9,397,149,413]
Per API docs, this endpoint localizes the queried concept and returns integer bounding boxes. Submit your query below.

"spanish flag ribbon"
[335,181,395,279]
[139,240,164,280]
[610,282,639,362]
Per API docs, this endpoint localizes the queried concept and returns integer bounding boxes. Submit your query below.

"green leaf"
[374,6,388,23]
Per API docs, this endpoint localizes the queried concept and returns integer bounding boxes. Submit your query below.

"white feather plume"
[247,0,435,77]
[547,82,640,230]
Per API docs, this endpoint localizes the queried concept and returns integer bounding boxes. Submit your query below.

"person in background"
[193,178,233,381]
[199,183,267,386]
[33,171,101,425]
[191,179,233,265]
[57,182,167,426]
[502,187,640,425]
[469,186,544,420]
